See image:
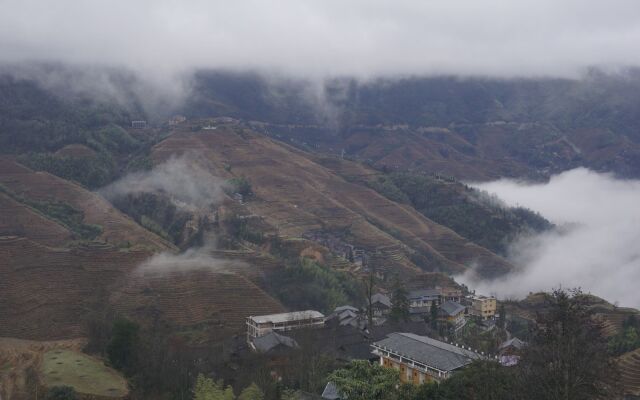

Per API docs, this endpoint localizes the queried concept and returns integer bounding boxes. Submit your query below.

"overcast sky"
[2,0,640,79]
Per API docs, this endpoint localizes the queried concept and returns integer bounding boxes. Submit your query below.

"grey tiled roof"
[439,301,466,317]
[408,289,440,300]
[499,337,526,350]
[372,293,391,307]
[334,305,359,313]
[373,332,482,372]
[253,331,298,353]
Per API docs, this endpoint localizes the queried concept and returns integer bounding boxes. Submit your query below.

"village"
[244,284,525,398]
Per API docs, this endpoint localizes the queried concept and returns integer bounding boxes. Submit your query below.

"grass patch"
[41,349,128,398]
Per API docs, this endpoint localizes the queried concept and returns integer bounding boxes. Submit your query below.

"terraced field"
[618,348,640,397]
[0,158,174,251]
[151,126,513,278]
[111,270,284,341]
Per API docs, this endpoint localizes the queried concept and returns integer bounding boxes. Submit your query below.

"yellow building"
[469,295,497,320]
[372,333,483,384]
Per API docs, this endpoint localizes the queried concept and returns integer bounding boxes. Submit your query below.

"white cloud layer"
[2,0,640,78]
[461,168,640,308]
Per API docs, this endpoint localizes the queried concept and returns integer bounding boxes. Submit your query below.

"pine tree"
[238,383,264,400]
[389,276,410,323]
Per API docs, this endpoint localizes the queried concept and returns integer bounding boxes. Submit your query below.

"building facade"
[469,295,497,320]
[372,332,483,384]
[246,310,325,341]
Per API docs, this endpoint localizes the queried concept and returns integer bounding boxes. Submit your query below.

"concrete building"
[131,120,147,129]
[408,289,441,309]
[438,301,467,331]
[437,286,463,303]
[371,293,391,317]
[246,310,325,341]
[469,295,497,320]
[372,333,484,383]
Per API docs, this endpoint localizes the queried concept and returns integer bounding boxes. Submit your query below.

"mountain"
[184,70,640,180]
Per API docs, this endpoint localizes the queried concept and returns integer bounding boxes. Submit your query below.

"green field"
[41,349,128,398]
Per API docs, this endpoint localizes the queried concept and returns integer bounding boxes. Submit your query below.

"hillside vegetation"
[367,172,552,254]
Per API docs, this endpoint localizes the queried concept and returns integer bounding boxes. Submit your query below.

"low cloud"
[99,155,227,212]
[459,168,640,308]
[135,241,247,275]
[2,1,640,79]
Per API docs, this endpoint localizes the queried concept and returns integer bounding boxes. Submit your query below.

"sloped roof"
[439,301,466,317]
[373,332,482,372]
[253,331,298,352]
[371,293,391,307]
[499,337,526,350]
[334,305,359,313]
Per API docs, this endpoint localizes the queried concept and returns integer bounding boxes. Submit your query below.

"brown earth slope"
[0,158,174,251]
[152,124,513,278]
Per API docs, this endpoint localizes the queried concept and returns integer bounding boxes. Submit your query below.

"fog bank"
[2,1,640,79]
[461,168,640,308]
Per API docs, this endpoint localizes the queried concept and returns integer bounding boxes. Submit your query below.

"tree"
[193,374,236,400]
[518,289,621,400]
[390,277,410,323]
[107,317,139,373]
[497,303,506,329]
[238,383,264,400]
[364,267,377,327]
[45,386,78,400]
[429,301,439,329]
[328,360,399,400]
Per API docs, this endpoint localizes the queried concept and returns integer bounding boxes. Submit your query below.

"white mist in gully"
[461,168,640,308]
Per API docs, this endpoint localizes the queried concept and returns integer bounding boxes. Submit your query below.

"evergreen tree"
[429,301,439,329]
[497,303,506,329]
[518,289,621,400]
[390,276,410,323]
[328,360,399,400]
[107,318,139,373]
[238,383,264,400]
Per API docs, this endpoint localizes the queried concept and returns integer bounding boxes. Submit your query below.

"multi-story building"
[372,333,483,384]
[438,301,467,331]
[246,310,325,341]
[437,286,463,303]
[408,289,441,309]
[469,295,497,320]
[131,120,147,129]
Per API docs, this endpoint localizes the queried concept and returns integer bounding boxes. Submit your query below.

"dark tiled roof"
[499,337,526,350]
[373,332,482,372]
[253,331,298,353]
[372,293,391,307]
[334,305,359,313]
[439,301,466,317]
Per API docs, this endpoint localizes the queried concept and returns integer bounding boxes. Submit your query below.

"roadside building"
[250,331,299,353]
[371,293,391,317]
[468,295,497,320]
[437,286,463,303]
[246,310,325,342]
[372,332,484,383]
[438,301,467,331]
[408,289,441,309]
[131,120,147,129]
[498,337,526,366]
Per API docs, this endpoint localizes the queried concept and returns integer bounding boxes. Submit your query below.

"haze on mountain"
[1,0,640,80]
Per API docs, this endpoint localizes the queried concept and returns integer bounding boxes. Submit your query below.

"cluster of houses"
[246,304,525,397]
[244,286,522,392]
[368,286,497,332]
